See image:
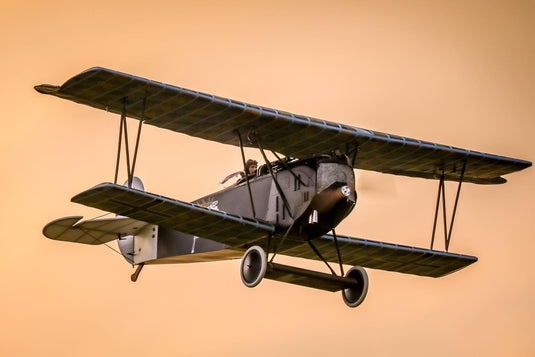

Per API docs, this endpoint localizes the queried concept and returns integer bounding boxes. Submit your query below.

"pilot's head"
[246,159,258,175]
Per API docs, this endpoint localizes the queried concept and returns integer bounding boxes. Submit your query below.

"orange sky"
[1,1,534,356]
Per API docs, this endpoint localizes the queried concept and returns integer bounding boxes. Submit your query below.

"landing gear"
[341,266,368,308]
[240,246,267,287]
[239,245,369,308]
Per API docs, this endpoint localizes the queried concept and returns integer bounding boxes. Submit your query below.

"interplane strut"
[114,97,145,188]
[430,161,466,251]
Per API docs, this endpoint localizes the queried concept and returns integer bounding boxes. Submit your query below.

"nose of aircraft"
[298,181,356,238]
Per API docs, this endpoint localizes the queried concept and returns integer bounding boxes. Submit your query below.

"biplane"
[36,67,531,308]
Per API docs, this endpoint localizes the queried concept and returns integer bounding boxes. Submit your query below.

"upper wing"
[280,234,477,278]
[71,183,275,247]
[35,67,531,184]
[43,215,149,245]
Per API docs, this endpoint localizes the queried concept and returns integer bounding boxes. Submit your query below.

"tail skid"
[131,263,145,282]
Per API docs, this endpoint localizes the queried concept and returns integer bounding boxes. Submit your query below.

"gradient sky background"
[1,1,534,356]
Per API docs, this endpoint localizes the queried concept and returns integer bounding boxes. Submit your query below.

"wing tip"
[34,84,60,95]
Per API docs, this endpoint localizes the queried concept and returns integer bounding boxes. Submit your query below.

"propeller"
[355,171,398,198]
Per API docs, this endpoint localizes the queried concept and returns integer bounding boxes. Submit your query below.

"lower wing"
[70,183,275,247]
[281,234,477,278]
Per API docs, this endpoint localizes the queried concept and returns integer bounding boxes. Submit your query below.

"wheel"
[240,246,267,287]
[342,266,369,308]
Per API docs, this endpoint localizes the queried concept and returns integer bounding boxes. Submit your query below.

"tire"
[240,246,267,288]
[342,266,369,308]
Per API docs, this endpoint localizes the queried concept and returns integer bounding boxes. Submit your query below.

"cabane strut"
[236,130,256,218]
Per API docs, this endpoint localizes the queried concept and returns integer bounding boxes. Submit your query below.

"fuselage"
[118,155,356,265]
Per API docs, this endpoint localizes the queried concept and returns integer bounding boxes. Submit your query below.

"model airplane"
[36,67,531,308]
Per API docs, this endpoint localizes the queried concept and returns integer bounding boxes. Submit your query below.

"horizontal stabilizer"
[281,234,477,278]
[43,215,149,245]
[71,183,275,247]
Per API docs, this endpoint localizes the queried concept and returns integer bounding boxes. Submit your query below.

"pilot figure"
[244,159,258,178]
[220,159,258,185]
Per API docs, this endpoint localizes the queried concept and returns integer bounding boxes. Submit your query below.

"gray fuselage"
[118,156,356,265]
